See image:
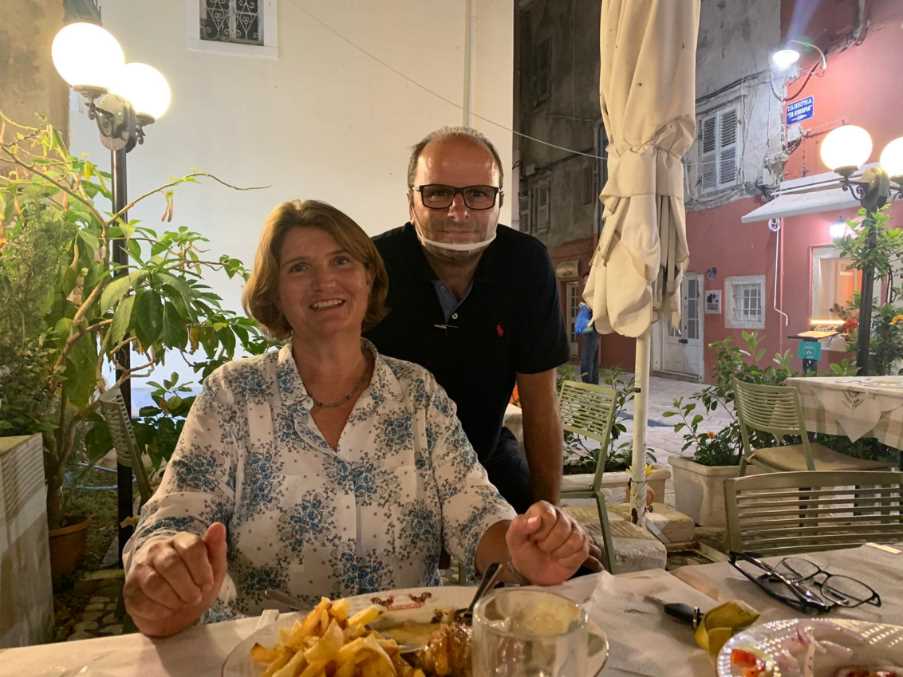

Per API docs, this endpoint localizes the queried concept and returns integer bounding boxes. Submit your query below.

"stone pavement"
[54,570,126,642]
[612,375,732,503]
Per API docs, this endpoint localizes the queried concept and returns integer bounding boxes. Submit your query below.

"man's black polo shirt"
[365,223,569,461]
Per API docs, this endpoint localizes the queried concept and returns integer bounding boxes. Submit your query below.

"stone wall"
[0,0,69,147]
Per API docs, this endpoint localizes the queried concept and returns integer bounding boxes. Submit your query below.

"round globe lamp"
[820,125,873,177]
[879,137,903,182]
[111,63,172,124]
[51,22,124,97]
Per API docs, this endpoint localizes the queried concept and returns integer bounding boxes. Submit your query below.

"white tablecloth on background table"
[787,375,903,448]
[673,543,903,625]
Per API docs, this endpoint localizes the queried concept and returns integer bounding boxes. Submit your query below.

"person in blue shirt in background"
[575,292,599,385]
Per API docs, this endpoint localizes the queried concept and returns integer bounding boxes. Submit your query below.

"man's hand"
[124,522,228,637]
[505,501,590,586]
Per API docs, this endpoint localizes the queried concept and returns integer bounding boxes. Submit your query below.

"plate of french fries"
[222,586,478,677]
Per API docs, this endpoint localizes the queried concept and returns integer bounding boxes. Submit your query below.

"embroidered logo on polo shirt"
[496,322,505,337]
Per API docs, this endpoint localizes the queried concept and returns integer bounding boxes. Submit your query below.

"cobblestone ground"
[54,572,126,641]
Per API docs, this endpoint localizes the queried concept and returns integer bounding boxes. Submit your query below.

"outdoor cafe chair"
[558,380,617,573]
[98,386,155,508]
[733,378,895,476]
[724,470,903,557]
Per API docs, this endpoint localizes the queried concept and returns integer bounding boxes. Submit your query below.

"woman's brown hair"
[242,199,389,339]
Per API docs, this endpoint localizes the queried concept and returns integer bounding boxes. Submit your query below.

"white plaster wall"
[69,0,512,383]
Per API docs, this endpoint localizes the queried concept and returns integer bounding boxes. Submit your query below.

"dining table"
[1,542,900,677]
[786,374,903,467]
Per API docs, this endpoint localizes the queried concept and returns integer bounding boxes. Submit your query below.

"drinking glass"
[472,588,606,676]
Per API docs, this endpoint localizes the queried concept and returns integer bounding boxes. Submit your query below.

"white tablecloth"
[673,542,903,625]
[0,569,717,677]
[3,545,899,677]
[787,375,903,448]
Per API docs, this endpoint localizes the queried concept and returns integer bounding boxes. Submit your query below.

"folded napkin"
[572,571,719,676]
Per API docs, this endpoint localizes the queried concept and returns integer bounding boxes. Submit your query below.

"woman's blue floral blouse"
[124,341,516,620]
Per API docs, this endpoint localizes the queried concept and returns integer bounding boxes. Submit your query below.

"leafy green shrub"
[0,115,274,527]
[664,331,793,466]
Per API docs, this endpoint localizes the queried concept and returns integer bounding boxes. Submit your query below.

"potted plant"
[664,332,793,527]
[0,116,269,574]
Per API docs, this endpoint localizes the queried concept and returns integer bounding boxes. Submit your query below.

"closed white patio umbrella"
[585,0,700,526]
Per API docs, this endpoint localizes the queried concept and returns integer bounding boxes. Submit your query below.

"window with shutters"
[698,106,740,194]
[529,176,551,235]
[534,40,551,103]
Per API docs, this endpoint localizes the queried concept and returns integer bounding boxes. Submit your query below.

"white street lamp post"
[52,21,171,561]
[820,125,903,375]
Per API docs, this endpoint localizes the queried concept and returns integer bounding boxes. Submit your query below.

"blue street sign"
[787,96,814,124]
[797,340,822,361]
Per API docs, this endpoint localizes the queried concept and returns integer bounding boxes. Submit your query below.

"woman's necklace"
[309,354,371,409]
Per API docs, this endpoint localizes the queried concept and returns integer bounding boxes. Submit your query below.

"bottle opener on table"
[654,598,761,657]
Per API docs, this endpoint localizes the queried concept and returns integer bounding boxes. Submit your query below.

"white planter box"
[668,455,740,527]
[561,464,671,505]
[0,434,54,647]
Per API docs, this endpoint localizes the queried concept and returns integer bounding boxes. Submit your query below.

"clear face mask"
[411,212,497,254]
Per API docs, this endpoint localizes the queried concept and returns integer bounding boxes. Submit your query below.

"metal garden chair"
[97,386,155,508]
[733,378,894,476]
[724,470,903,556]
[558,380,617,572]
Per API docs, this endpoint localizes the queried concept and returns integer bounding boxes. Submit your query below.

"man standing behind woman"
[366,127,569,514]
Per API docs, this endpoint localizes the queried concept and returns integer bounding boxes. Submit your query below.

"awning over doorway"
[740,166,877,223]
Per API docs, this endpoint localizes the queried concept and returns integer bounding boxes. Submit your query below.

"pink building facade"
[600,0,903,381]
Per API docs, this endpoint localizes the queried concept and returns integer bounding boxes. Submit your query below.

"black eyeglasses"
[729,552,881,614]
[412,184,501,210]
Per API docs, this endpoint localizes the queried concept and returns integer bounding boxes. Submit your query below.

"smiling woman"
[243,200,389,340]
[120,199,594,639]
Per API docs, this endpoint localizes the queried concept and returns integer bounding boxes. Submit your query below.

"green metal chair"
[558,380,617,572]
[724,470,903,556]
[98,386,154,508]
[733,378,894,476]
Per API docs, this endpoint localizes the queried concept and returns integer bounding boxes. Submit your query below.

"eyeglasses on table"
[729,551,881,614]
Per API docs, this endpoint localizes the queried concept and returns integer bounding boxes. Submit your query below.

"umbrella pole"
[630,327,652,527]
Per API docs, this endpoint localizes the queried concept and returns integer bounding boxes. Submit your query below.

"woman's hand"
[123,522,228,637]
[505,502,591,586]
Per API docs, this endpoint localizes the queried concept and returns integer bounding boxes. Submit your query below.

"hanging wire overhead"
[292,4,606,161]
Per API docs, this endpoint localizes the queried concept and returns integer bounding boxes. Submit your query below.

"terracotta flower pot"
[48,515,89,578]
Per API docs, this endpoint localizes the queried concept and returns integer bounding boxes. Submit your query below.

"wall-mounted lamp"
[770,39,827,72]
[829,220,851,240]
